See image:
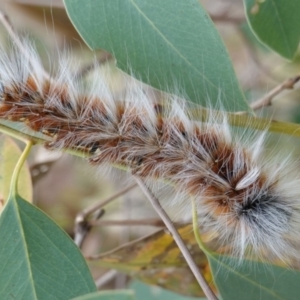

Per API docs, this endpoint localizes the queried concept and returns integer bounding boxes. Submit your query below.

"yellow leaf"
[93,225,216,297]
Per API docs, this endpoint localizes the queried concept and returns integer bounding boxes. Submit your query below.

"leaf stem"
[191,197,211,255]
[2,109,300,167]
[191,107,300,137]
[9,141,33,198]
[0,122,43,145]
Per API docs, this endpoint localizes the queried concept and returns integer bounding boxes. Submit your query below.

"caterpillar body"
[0,40,299,263]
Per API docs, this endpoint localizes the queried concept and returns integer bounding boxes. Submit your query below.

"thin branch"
[73,209,105,248]
[74,183,137,247]
[4,96,300,161]
[134,177,218,300]
[90,218,165,227]
[87,229,163,260]
[190,107,300,137]
[78,183,137,220]
[251,75,300,111]
[95,270,119,289]
[209,13,245,24]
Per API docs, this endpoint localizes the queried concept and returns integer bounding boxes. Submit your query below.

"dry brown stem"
[74,183,137,247]
[210,13,245,24]
[134,177,218,300]
[251,75,300,111]
[90,218,164,227]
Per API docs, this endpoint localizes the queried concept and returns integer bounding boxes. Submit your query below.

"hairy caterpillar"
[0,39,300,263]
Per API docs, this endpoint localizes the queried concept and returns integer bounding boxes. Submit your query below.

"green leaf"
[0,137,32,204]
[130,281,206,300]
[244,0,300,60]
[0,195,96,299]
[64,0,249,112]
[191,195,300,300]
[72,290,136,300]
[208,254,300,300]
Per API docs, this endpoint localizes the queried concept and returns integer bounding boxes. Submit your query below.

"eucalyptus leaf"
[64,0,249,111]
[130,281,207,300]
[244,0,300,60]
[208,253,300,300]
[72,290,136,300]
[0,195,96,299]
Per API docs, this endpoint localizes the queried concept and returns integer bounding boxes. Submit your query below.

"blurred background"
[0,0,299,295]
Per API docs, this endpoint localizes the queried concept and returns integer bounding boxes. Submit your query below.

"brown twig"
[87,229,163,260]
[74,183,137,247]
[251,75,300,111]
[73,209,104,248]
[77,183,137,220]
[134,177,218,300]
[209,13,245,24]
[90,218,164,227]
[95,270,119,289]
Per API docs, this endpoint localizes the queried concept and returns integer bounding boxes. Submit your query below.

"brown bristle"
[2,38,300,263]
[26,76,38,92]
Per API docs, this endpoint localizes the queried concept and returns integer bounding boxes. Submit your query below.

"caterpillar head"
[196,147,300,263]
